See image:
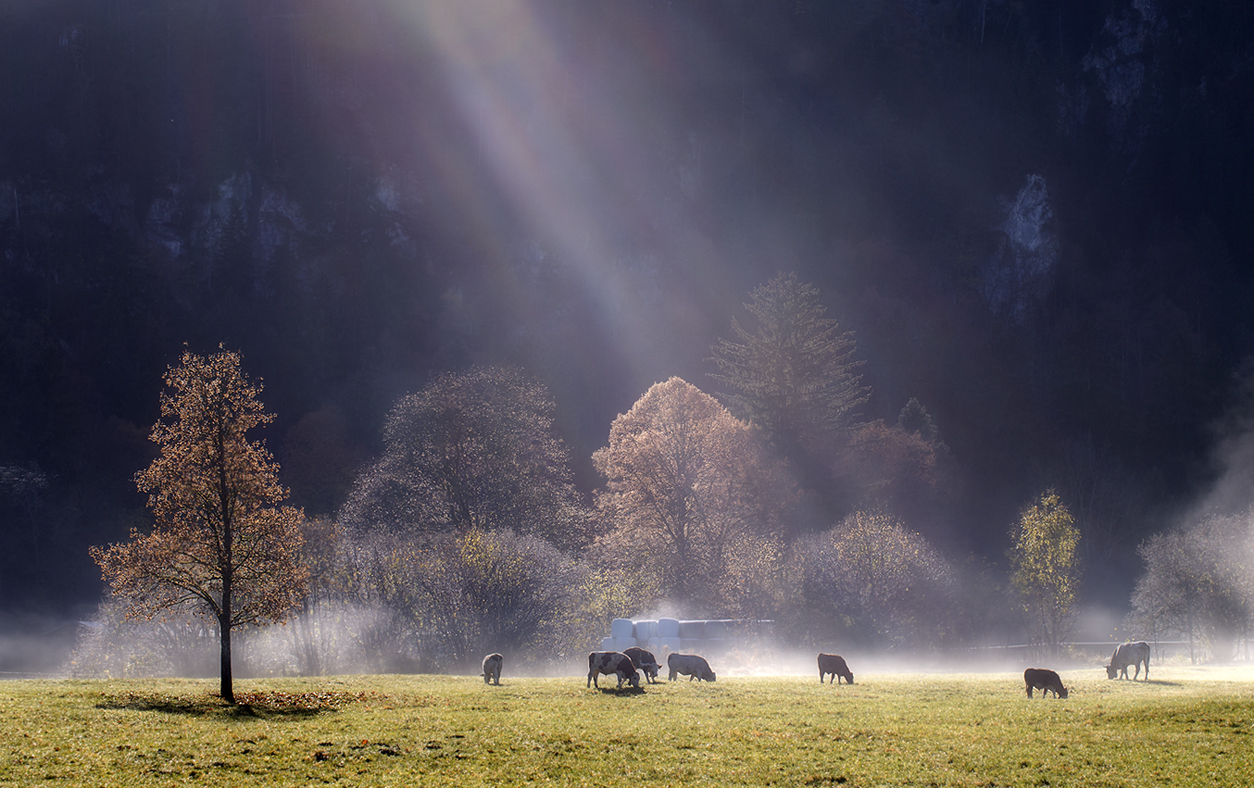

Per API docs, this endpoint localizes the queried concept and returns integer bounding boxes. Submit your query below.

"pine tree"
[92,347,306,704]
[710,272,869,458]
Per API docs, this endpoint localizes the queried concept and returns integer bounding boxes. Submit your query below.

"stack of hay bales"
[599,617,772,656]
[656,617,681,655]
[678,619,705,652]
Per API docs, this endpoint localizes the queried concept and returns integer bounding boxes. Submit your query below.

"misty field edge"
[2,669,1253,787]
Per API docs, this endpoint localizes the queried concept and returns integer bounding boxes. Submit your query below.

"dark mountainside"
[3,0,1253,634]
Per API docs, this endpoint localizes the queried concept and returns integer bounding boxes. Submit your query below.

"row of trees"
[88,274,1101,698]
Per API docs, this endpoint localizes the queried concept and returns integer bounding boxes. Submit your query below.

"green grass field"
[2,665,1252,787]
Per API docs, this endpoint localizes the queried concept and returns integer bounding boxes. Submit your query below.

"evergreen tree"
[710,272,869,457]
[897,398,938,444]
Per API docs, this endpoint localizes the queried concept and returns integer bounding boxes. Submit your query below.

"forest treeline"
[73,333,1252,678]
[5,0,1254,631]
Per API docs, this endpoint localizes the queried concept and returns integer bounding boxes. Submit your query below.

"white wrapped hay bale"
[659,637,682,654]
[601,637,616,651]
[678,620,705,639]
[658,618,680,638]
[610,618,634,638]
[615,636,638,652]
[635,620,658,640]
[704,620,734,639]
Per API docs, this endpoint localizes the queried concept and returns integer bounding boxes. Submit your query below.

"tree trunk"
[219,613,234,704]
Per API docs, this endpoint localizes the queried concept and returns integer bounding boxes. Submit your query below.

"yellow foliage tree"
[91,347,307,703]
[1008,489,1081,659]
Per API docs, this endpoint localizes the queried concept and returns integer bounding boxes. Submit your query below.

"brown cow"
[481,652,503,685]
[623,646,662,684]
[667,652,716,682]
[587,651,641,689]
[1024,668,1068,699]
[817,653,854,685]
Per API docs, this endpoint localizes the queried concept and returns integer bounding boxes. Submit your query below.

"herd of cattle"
[480,640,1154,698]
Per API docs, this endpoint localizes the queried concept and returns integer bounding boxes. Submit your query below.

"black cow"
[1105,641,1150,680]
[817,653,854,685]
[623,646,662,684]
[588,651,641,689]
[1024,668,1068,699]
[481,652,503,685]
[667,652,716,682]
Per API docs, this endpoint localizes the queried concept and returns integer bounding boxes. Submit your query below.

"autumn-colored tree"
[91,348,307,704]
[1007,490,1081,659]
[593,377,792,608]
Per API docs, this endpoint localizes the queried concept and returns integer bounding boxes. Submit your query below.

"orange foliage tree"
[593,377,791,609]
[91,347,307,703]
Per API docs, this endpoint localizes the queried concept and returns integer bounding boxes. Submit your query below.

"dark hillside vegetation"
[3,0,1254,621]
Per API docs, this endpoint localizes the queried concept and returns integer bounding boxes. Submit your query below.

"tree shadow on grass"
[97,690,377,719]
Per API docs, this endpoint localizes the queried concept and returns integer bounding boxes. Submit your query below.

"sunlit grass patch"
[1,667,1253,786]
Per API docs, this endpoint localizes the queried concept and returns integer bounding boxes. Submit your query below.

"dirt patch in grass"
[97,689,383,717]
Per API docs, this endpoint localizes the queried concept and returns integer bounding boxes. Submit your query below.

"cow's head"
[1104,664,1118,679]
[1059,686,1069,699]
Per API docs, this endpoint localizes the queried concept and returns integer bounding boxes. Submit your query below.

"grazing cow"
[1024,668,1068,699]
[1105,641,1150,680]
[481,652,503,685]
[623,646,662,684]
[817,653,854,685]
[587,651,641,689]
[667,652,716,682]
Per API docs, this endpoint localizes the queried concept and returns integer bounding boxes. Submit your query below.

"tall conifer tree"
[711,272,869,457]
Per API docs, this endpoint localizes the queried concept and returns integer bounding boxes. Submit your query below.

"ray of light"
[387,0,725,393]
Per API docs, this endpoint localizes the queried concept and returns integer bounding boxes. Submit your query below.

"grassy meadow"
[2,665,1253,787]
